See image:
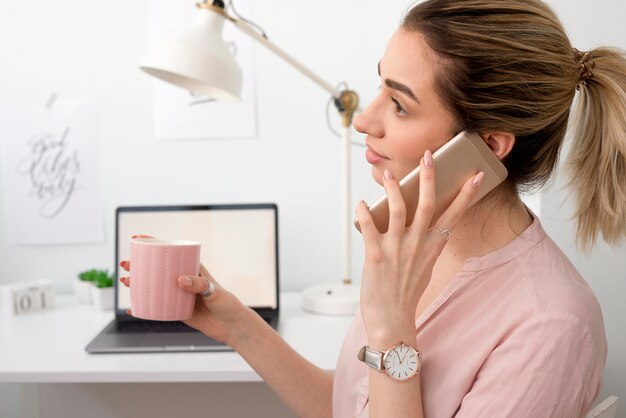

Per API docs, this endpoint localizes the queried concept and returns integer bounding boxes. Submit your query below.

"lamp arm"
[233,19,342,99]
[233,18,361,287]
[235,17,357,287]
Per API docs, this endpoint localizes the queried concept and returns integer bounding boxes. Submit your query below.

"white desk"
[0,292,354,418]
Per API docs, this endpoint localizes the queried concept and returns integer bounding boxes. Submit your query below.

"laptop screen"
[115,204,278,311]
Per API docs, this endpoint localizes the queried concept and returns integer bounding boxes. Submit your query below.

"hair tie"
[573,48,595,90]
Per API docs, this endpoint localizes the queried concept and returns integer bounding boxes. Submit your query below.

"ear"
[480,132,515,160]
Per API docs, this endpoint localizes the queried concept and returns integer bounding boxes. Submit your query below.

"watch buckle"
[357,346,366,362]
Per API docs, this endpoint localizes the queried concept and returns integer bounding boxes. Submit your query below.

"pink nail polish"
[384,169,395,180]
[473,172,484,187]
[424,150,433,168]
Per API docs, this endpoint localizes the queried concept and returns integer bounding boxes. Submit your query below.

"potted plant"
[75,269,115,310]
[74,269,98,304]
[90,270,114,311]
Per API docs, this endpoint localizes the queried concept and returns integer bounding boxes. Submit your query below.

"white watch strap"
[357,346,384,371]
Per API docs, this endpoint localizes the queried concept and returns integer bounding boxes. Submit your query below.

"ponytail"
[567,47,626,252]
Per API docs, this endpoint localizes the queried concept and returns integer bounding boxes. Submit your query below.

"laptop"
[86,203,279,353]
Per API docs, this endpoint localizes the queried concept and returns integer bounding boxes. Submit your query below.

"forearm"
[229,308,333,418]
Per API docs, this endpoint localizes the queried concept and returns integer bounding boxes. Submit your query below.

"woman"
[122,0,625,416]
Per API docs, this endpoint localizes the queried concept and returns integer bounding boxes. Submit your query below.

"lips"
[365,145,389,164]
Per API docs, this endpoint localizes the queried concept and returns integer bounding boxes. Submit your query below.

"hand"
[119,236,250,346]
[355,150,483,343]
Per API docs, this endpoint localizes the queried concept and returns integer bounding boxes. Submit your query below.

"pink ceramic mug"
[130,237,201,321]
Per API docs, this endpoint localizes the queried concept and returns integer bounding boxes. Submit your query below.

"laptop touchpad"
[139,332,223,347]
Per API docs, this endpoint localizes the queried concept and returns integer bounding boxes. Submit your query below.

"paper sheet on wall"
[149,0,257,140]
[0,100,104,245]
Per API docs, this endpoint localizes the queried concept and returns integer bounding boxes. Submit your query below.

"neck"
[416,189,534,318]
[415,190,533,317]
[439,189,533,262]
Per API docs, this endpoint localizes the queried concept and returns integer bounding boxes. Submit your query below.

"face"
[354,29,457,185]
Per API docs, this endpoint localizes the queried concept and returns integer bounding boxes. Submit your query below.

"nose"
[353,96,384,138]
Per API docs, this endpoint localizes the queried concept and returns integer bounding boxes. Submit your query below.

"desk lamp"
[140,0,360,315]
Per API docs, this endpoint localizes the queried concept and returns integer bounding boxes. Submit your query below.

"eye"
[391,97,408,116]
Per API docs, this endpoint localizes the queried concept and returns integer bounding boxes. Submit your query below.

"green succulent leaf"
[78,268,114,287]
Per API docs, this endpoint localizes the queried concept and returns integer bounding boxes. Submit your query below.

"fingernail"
[384,169,394,180]
[181,276,193,287]
[473,172,484,188]
[424,150,433,168]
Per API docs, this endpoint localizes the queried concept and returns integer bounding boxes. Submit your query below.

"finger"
[199,264,221,288]
[120,260,130,272]
[382,169,407,235]
[355,200,381,243]
[411,150,436,234]
[178,275,216,298]
[436,171,484,232]
[119,277,130,287]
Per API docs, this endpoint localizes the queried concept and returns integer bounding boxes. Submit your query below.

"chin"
[371,166,384,186]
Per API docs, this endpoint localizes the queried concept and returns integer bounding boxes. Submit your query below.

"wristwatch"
[357,342,421,381]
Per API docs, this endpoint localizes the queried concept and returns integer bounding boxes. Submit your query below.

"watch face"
[383,344,420,381]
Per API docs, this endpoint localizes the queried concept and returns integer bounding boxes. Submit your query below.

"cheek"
[384,123,431,177]
[392,147,424,180]
[390,124,453,179]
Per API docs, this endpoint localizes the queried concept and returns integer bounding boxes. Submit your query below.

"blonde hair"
[568,48,626,251]
[402,0,626,251]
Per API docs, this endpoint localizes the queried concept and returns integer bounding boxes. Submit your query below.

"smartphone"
[355,131,508,233]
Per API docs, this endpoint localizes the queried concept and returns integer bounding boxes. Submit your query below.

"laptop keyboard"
[114,316,274,334]
[115,320,196,333]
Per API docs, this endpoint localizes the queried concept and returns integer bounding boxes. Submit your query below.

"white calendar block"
[0,279,55,315]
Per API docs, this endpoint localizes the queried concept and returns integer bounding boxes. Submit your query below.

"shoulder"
[469,216,603,321]
[461,216,606,353]
[490,222,607,366]
[514,229,603,324]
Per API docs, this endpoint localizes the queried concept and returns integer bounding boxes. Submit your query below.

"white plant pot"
[74,280,93,304]
[91,286,114,311]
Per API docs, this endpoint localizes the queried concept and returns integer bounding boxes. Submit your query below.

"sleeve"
[455,312,605,418]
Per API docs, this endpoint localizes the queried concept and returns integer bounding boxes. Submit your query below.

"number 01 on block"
[0,279,55,315]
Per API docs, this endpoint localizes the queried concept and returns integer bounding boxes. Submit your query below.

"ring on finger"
[200,277,216,298]
[435,225,451,241]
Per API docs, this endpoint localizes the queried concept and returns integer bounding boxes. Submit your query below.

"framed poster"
[0,100,104,245]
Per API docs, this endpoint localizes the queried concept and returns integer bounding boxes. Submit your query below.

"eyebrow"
[378,61,420,104]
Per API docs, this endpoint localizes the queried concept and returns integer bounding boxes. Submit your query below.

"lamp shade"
[140,8,243,101]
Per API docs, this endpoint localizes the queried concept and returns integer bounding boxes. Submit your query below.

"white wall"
[0,0,404,294]
[0,0,624,415]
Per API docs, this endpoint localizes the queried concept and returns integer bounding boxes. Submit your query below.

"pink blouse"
[333,216,607,418]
